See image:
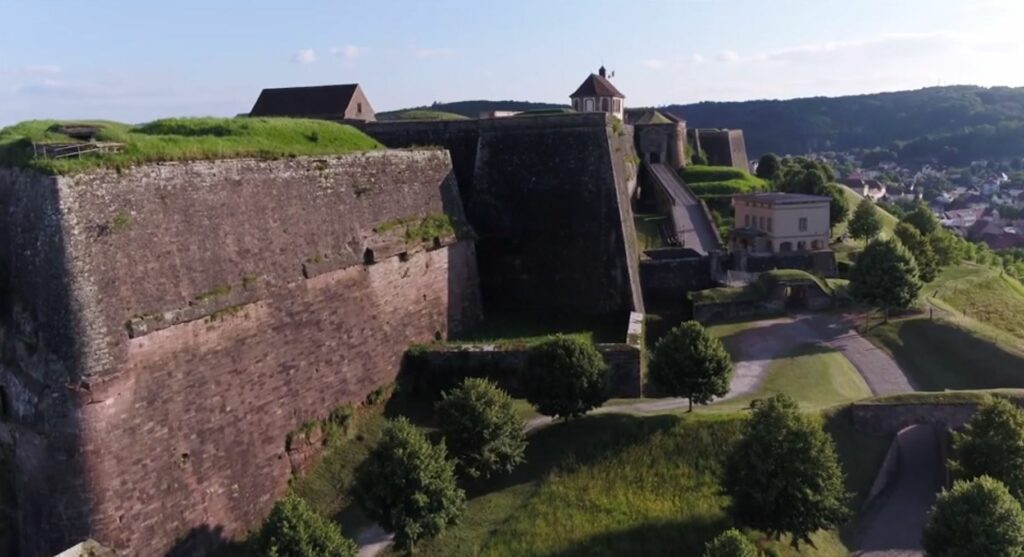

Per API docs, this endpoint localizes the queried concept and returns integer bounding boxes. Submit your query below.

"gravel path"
[854,425,945,557]
[800,314,915,395]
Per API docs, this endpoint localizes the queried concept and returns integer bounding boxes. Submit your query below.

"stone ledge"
[126,279,264,339]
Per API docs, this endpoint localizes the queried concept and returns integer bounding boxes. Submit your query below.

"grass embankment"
[447,309,626,345]
[0,117,382,174]
[634,213,669,251]
[707,320,873,414]
[928,263,1024,339]
[679,165,768,196]
[867,317,1024,391]
[377,110,469,121]
[832,185,898,241]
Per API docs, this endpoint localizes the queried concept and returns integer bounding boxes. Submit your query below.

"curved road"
[648,163,720,254]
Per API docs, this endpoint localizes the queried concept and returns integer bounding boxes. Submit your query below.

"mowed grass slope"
[867,317,1024,391]
[392,413,852,557]
[0,117,382,174]
[927,263,1024,339]
[679,165,768,195]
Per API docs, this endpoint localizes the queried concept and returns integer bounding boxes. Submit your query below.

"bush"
[724,395,850,547]
[703,529,759,557]
[951,397,1024,502]
[649,321,733,411]
[848,198,883,241]
[521,336,609,418]
[255,494,357,557]
[895,223,938,283]
[354,418,465,550]
[435,378,527,479]
[923,476,1024,557]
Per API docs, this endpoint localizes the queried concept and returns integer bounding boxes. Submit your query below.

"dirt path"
[854,425,945,557]
[799,314,915,395]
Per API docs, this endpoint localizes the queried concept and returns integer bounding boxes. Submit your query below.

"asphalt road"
[649,163,720,255]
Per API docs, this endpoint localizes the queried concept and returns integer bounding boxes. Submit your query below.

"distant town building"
[479,110,521,119]
[730,193,831,254]
[570,66,625,120]
[249,83,376,122]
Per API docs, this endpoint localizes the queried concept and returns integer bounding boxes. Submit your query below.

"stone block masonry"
[0,150,481,556]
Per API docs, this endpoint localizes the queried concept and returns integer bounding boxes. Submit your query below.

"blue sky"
[2,0,1024,125]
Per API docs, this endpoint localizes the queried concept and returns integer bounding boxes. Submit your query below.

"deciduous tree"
[703,529,758,557]
[951,398,1024,502]
[849,238,922,315]
[894,223,938,283]
[724,395,850,547]
[848,198,883,241]
[256,493,358,557]
[436,378,527,480]
[756,153,781,181]
[901,205,939,236]
[649,321,732,412]
[355,418,465,551]
[522,336,609,418]
[923,476,1024,557]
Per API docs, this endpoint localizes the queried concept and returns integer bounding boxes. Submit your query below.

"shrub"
[255,493,357,557]
[521,336,609,418]
[951,397,1024,502]
[901,204,939,236]
[435,378,527,479]
[895,223,938,283]
[923,476,1024,557]
[848,198,883,241]
[354,418,465,550]
[703,528,759,557]
[724,395,850,547]
[649,321,733,411]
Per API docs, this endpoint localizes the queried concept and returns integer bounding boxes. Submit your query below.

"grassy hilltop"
[0,117,382,175]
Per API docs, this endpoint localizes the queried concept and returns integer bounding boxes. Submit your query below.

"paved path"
[648,163,720,254]
[800,313,915,395]
[854,425,945,557]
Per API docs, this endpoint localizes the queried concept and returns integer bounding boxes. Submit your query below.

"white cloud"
[641,59,666,70]
[716,50,740,63]
[21,64,62,76]
[292,48,317,65]
[413,47,457,59]
[330,45,369,59]
[691,54,706,65]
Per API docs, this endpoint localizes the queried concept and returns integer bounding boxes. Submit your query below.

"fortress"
[0,70,758,556]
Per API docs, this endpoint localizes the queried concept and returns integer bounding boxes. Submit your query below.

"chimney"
[599,66,607,78]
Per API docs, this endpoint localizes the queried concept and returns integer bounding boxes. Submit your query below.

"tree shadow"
[166,524,250,557]
[536,515,729,557]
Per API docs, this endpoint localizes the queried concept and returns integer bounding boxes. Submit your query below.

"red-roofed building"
[570,66,625,120]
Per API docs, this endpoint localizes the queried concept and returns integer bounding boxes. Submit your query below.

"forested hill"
[661,85,1024,159]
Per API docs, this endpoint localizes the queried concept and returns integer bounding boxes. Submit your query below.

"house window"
[357,102,363,114]
[797,241,807,251]
[799,217,808,232]
[601,97,610,112]
[585,98,595,112]
[745,215,751,227]
[759,216,765,230]
[780,242,793,253]
[613,98,622,113]
[573,98,580,111]
[768,218,773,232]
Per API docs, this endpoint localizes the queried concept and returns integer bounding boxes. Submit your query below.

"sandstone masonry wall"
[0,152,481,556]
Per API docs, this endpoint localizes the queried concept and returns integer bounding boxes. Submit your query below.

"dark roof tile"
[570,74,624,99]
[250,84,359,117]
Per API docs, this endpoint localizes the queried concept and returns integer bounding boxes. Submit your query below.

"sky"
[2,0,1024,126]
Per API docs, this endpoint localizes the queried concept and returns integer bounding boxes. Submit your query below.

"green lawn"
[679,165,768,195]
[707,344,873,414]
[866,317,1024,391]
[377,109,469,121]
[927,263,1024,339]
[0,117,382,174]
[387,413,854,557]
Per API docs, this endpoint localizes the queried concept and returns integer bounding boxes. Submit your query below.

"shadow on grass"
[537,515,729,557]
[873,318,1024,391]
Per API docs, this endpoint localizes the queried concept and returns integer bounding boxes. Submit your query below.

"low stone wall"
[693,299,785,323]
[848,403,980,435]
[738,251,837,277]
[639,256,713,313]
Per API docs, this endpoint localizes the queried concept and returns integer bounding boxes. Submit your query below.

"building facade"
[730,193,831,254]
[570,66,625,120]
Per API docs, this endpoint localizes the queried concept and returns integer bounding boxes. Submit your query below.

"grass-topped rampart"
[0,117,383,175]
[377,110,469,121]
[690,269,834,305]
[679,165,768,195]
